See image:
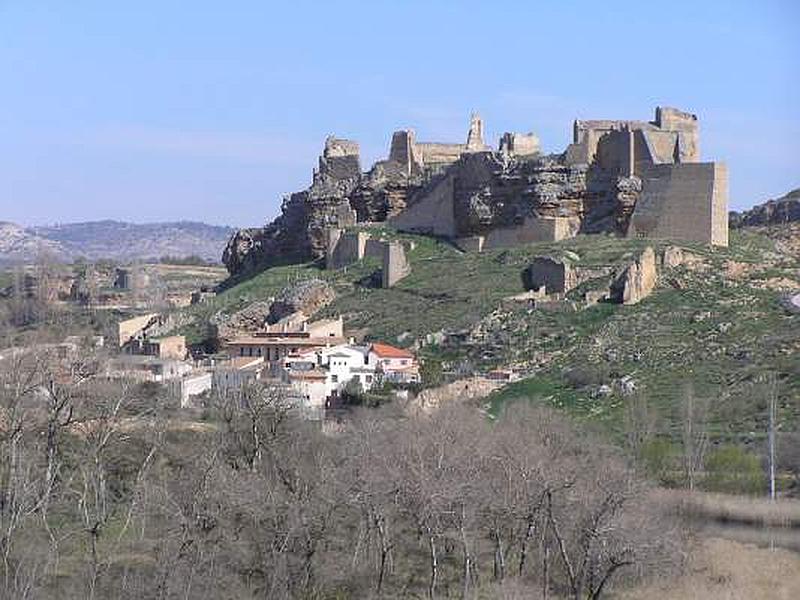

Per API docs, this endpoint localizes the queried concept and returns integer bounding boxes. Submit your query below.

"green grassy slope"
[176,227,799,457]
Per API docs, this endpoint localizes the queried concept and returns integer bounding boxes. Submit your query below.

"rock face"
[222,138,423,276]
[267,278,336,324]
[730,189,800,227]
[212,278,336,340]
[611,247,657,305]
[213,301,272,341]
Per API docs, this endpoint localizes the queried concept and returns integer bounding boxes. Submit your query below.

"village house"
[281,344,376,406]
[225,316,345,372]
[107,355,193,383]
[368,342,420,383]
[286,368,328,419]
[129,334,187,360]
[211,355,266,396]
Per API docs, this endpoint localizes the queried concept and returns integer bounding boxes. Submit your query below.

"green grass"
[169,226,799,450]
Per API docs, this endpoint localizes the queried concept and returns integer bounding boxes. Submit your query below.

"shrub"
[704,445,766,495]
[639,438,674,483]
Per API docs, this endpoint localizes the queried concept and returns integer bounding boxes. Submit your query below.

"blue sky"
[1,0,798,227]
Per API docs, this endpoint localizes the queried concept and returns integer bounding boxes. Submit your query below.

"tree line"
[0,346,684,599]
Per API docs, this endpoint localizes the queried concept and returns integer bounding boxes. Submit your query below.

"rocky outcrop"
[222,138,419,276]
[212,278,335,340]
[730,189,800,227]
[446,154,609,236]
[267,278,335,324]
[662,246,685,268]
[611,247,657,305]
[225,108,718,278]
[212,301,272,341]
[223,144,630,277]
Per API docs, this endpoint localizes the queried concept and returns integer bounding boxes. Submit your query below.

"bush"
[639,438,674,483]
[704,445,766,495]
[419,356,444,387]
[340,379,392,408]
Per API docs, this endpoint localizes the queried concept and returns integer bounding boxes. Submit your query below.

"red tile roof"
[370,342,414,359]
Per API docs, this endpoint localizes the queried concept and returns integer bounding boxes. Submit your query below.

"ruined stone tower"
[466,112,485,151]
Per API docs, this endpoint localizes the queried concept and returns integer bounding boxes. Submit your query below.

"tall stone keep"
[466,112,486,151]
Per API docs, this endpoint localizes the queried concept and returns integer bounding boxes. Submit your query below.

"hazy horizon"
[2,0,798,227]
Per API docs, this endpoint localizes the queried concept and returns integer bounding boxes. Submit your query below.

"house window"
[331,375,338,383]
[248,348,253,357]
[257,348,262,356]
[366,375,373,383]
[401,359,408,366]
[240,347,244,356]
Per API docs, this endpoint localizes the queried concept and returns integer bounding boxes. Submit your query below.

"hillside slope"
[173,225,800,459]
[730,188,800,227]
[1,220,235,264]
[0,221,65,263]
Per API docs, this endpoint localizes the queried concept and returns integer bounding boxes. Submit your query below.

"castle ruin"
[224,106,728,277]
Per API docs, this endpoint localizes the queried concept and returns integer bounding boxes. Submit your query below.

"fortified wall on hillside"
[224,107,728,276]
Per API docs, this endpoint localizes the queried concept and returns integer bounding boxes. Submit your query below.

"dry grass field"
[623,536,800,600]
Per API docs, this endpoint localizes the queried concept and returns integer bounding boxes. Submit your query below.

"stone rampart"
[389,174,456,237]
[628,162,728,246]
[325,230,411,288]
[382,242,410,288]
[483,217,572,250]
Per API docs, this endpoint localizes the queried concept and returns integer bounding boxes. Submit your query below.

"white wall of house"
[212,367,261,396]
[321,346,375,393]
[289,376,328,420]
[169,372,212,408]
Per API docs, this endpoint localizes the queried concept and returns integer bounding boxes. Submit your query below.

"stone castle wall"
[325,229,411,288]
[483,216,573,250]
[225,106,728,278]
[389,173,457,237]
[628,162,728,246]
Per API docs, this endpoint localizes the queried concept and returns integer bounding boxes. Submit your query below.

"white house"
[318,345,377,394]
[212,356,265,396]
[286,368,328,420]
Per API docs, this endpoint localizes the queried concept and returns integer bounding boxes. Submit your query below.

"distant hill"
[0,222,65,264]
[730,188,800,227]
[0,220,235,265]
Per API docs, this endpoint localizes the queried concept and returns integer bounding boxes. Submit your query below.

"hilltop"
[0,221,64,263]
[223,106,729,277]
[0,220,235,264]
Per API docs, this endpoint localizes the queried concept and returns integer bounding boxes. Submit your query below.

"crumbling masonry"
[224,107,728,277]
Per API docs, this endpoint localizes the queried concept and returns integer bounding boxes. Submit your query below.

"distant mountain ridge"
[0,220,235,264]
[730,188,800,228]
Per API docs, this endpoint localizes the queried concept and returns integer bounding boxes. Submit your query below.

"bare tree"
[681,384,709,491]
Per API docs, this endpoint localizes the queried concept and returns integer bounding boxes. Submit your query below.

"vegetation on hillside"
[176,226,800,495]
